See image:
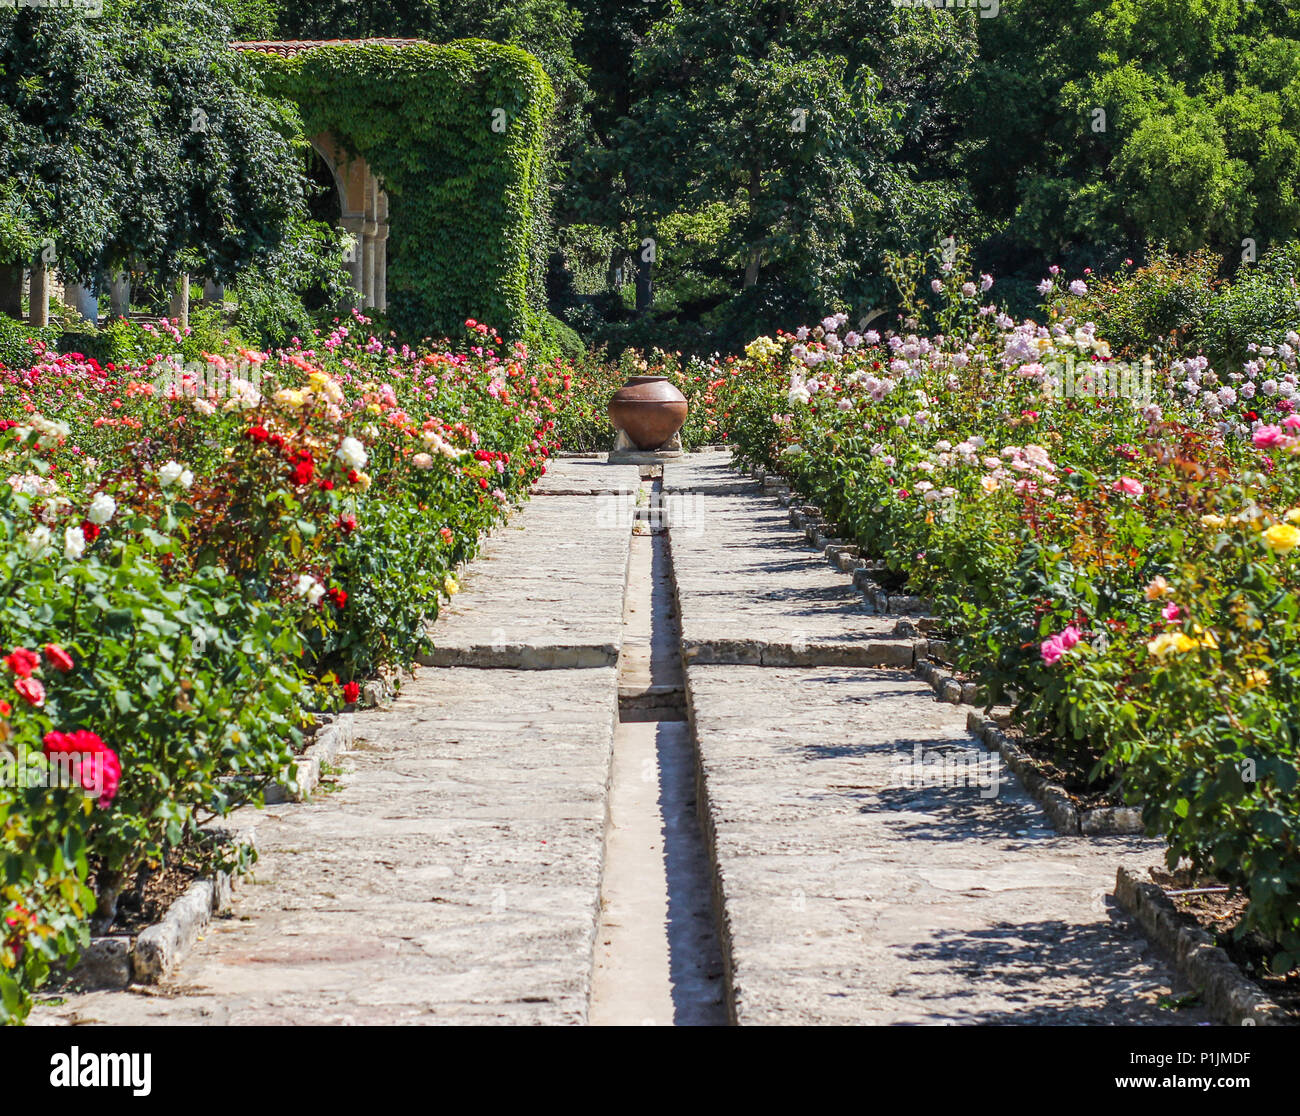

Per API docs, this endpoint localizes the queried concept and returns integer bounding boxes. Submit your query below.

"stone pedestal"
[608,429,684,464]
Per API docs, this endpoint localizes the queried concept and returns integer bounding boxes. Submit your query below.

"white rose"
[87,492,116,525]
[306,582,326,606]
[64,526,86,560]
[336,436,368,471]
[294,574,316,597]
[24,525,52,558]
[159,461,186,487]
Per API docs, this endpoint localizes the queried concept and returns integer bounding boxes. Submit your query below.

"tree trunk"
[109,272,131,320]
[168,273,189,328]
[743,246,761,288]
[29,261,51,327]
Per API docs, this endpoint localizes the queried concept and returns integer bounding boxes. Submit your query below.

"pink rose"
[1114,476,1144,497]
[14,677,45,706]
[1040,636,1064,665]
[1058,625,1082,650]
[1253,424,1286,448]
[1162,602,1181,622]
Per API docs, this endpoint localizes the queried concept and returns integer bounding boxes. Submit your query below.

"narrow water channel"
[588,478,728,1026]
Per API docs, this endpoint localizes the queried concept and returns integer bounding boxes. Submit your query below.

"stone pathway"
[32,452,1209,1026]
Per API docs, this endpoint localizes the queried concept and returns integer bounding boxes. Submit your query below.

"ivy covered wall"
[259,40,554,341]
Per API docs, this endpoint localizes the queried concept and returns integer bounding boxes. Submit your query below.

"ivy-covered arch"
[245,39,554,341]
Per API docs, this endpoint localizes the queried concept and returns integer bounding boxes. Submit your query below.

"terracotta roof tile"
[230,39,422,56]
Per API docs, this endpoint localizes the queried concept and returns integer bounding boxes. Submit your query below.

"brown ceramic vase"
[607,375,689,450]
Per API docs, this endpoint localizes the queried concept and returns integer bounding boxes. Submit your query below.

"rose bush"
[715,255,1300,974]
[0,311,575,1021]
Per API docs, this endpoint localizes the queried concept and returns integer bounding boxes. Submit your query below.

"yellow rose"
[273,389,305,409]
[1285,508,1300,524]
[1147,632,1196,658]
[1243,668,1270,690]
[1262,523,1300,554]
[1199,514,1227,529]
[443,574,459,596]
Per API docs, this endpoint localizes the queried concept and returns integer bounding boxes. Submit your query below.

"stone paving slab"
[532,456,642,496]
[685,664,1212,1025]
[419,484,631,669]
[32,667,618,1026]
[663,453,909,665]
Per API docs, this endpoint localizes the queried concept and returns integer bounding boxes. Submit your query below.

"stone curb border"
[415,643,619,669]
[65,824,257,991]
[265,712,356,804]
[746,462,1145,837]
[963,706,1144,836]
[1114,866,1288,1026]
[68,713,359,988]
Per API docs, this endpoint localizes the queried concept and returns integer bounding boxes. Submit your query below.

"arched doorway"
[308,132,389,312]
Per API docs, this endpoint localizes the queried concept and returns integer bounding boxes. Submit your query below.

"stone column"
[64,280,99,323]
[0,264,21,319]
[168,273,189,328]
[109,272,131,320]
[373,224,389,312]
[202,278,225,305]
[373,191,389,312]
[362,220,378,309]
[339,216,366,306]
[28,261,51,327]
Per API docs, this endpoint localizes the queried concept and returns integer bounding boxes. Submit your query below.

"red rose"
[338,514,358,534]
[42,729,121,807]
[327,587,348,609]
[4,647,40,678]
[318,479,335,491]
[15,677,45,706]
[293,459,315,485]
[247,425,269,443]
[0,700,11,716]
[81,520,101,542]
[44,644,74,672]
[342,680,360,704]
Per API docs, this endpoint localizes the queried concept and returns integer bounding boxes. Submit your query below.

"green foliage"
[259,41,554,341]
[1066,243,1300,370]
[1198,244,1300,369]
[564,0,973,350]
[230,219,355,347]
[962,0,1300,271]
[0,315,54,371]
[0,0,308,285]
